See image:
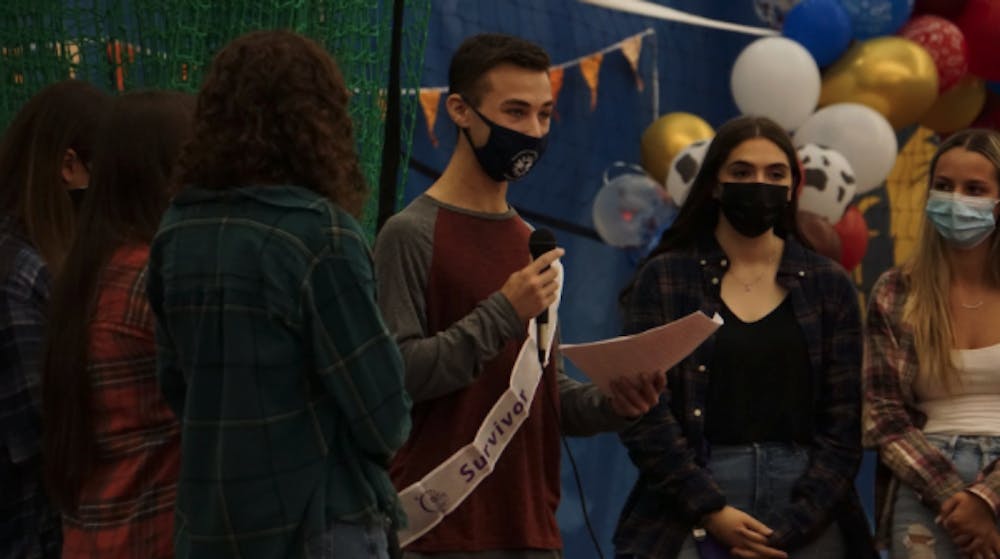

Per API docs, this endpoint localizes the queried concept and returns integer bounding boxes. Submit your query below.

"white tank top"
[916,342,1000,436]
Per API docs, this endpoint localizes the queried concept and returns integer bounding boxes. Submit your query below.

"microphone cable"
[544,374,606,559]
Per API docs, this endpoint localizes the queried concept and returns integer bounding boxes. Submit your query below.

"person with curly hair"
[145,30,412,559]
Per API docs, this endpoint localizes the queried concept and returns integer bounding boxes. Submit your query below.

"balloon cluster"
[595,0,1000,271]
[757,0,1000,135]
[752,0,1000,269]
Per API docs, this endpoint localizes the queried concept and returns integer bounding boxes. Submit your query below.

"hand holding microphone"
[522,229,560,363]
[499,230,562,324]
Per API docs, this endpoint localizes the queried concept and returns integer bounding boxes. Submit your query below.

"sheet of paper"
[560,311,723,394]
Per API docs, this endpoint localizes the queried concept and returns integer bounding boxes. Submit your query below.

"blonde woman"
[865,128,1000,559]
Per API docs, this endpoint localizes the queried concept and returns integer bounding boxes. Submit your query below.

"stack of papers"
[561,311,723,393]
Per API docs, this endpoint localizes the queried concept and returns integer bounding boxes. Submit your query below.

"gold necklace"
[961,299,985,310]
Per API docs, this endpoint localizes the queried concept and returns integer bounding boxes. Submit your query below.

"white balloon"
[794,103,898,194]
[665,139,711,207]
[796,144,857,223]
[730,37,821,131]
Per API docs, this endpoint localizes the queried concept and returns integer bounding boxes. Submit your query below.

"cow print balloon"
[665,139,711,208]
[796,143,857,223]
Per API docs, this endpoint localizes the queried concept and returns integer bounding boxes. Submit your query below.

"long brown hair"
[177,30,367,217]
[904,128,1000,391]
[621,116,806,303]
[41,90,194,511]
[0,80,110,274]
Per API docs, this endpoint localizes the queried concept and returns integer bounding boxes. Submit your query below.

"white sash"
[397,262,562,547]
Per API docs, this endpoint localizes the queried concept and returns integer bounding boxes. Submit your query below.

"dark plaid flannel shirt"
[0,215,61,558]
[147,186,411,559]
[613,235,868,559]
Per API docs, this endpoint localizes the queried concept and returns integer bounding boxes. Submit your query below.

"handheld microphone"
[528,228,557,363]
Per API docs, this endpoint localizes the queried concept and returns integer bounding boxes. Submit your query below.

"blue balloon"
[592,165,677,249]
[840,0,914,39]
[782,0,853,67]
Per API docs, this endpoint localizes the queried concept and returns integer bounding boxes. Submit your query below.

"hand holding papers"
[560,311,723,394]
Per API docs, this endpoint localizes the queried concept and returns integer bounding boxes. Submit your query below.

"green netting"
[0,0,431,235]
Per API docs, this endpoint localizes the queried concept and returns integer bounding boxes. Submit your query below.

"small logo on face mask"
[509,150,539,179]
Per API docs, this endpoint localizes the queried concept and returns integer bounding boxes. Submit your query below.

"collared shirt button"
[700,259,707,266]
[693,408,703,417]
[711,277,719,285]
[720,259,728,267]
[798,270,806,277]
[697,365,706,372]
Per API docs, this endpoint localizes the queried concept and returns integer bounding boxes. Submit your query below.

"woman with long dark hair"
[41,90,193,558]
[614,116,875,559]
[0,80,110,559]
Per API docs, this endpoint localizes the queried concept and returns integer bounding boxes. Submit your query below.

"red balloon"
[899,15,969,92]
[914,0,970,19]
[798,210,843,263]
[834,206,868,272]
[956,0,1000,82]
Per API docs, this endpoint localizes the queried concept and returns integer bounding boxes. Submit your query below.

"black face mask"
[68,187,87,209]
[461,101,548,183]
[719,182,789,238]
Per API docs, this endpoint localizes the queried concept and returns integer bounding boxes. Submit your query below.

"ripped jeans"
[891,434,1000,559]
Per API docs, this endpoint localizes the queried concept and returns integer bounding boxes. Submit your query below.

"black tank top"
[705,296,814,444]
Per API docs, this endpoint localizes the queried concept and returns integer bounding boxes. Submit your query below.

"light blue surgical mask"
[925,190,999,249]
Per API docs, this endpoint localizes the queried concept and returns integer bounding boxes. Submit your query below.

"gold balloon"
[640,113,714,185]
[819,37,939,130]
[919,76,987,134]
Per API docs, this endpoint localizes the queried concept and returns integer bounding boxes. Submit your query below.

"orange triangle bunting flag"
[549,67,565,120]
[620,35,644,92]
[579,53,603,111]
[549,67,565,105]
[419,89,442,148]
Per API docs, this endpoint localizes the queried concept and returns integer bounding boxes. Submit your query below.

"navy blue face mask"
[461,100,548,183]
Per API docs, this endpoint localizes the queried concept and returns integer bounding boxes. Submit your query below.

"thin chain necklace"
[955,284,988,310]
[732,251,778,293]
[737,271,767,292]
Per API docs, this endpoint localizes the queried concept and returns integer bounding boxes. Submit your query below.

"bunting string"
[579,0,777,37]
[413,28,656,146]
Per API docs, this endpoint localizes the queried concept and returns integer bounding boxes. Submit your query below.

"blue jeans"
[307,519,390,559]
[673,443,844,559]
[890,434,1000,559]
